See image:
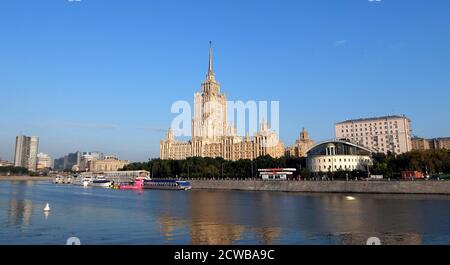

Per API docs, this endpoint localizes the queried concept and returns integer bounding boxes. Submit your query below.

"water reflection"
[43,211,50,220]
[6,182,36,229]
[322,194,425,244]
[154,191,432,245]
[157,216,183,243]
[8,199,33,228]
[256,227,282,245]
[2,181,450,245]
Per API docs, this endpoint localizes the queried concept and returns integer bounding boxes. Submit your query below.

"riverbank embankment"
[0,176,53,181]
[188,179,450,195]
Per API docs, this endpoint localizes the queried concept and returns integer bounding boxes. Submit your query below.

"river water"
[1,180,450,245]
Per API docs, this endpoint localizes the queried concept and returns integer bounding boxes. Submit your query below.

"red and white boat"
[118,178,145,190]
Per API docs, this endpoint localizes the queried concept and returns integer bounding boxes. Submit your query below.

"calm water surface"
[1,181,450,245]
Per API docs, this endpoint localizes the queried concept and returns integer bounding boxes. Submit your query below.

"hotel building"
[160,44,284,161]
[335,115,412,155]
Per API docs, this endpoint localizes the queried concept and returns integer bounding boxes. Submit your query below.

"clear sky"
[1,0,449,162]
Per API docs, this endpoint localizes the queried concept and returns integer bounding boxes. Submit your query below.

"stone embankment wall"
[188,179,450,195]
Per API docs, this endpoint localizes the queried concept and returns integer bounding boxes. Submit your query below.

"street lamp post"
[251,160,254,179]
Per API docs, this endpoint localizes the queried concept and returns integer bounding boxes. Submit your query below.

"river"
[1,180,450,245]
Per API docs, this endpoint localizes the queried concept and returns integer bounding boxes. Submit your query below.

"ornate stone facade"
[88,156,130,172]
[286,128,315,158]
[160,44,284,161]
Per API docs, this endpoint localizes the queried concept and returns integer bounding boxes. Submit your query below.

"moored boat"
[90,178,113,188]
[53,175,64,184]
[73,176,93,187]
[119,179,144,190]
[143,180,191,190]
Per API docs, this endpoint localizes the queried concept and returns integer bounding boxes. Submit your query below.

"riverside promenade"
[188,179,450,195]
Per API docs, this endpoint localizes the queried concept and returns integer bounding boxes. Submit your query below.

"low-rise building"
[306,140,373,173]
[0,160,13,167]
[258,168,296,181]
[88,156,130,172]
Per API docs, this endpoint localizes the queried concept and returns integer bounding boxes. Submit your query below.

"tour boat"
[119,179,144,190]
[143,180,191,190]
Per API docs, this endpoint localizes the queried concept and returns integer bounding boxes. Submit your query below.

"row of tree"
[0,166,30,176]
[122,155,307,179]
[371,149,450,177]
[122,149,450,180]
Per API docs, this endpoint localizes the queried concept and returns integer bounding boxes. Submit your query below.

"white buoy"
[43,203,51,212]
[345,196,356,201]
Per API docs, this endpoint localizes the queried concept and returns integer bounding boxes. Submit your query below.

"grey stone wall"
[188,179,450,195]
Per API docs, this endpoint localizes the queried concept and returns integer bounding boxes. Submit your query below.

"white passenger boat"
[89,178,113,188]
[73,176,93,186]
[53,175,64,184]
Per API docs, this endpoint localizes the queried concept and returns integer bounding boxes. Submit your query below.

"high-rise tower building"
[14,135,39,171]
[192,42,228,141]
[160,43,284,161]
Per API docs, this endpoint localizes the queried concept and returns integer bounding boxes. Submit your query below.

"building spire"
[207,41,215,81]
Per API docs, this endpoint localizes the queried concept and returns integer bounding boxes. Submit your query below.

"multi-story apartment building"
[78,151,104,172]
[53,157,64,171]
[335,115,412,155]
[63,151,81,171]
[36,153,52,170]
[160,44,285,161]
[54,151,107,172]
[412,137,450,150]
[14,135,39,171]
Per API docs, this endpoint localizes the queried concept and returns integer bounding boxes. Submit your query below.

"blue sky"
[1,0,449,162]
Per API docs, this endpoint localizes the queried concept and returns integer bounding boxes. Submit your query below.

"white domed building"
[306,140,373,173]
